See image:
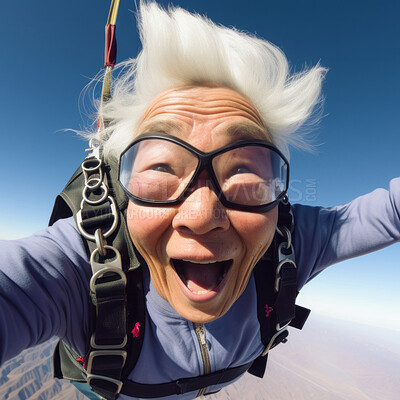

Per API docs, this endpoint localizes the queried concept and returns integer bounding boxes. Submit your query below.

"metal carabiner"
[276,226,292,250]
[94,228,107,257]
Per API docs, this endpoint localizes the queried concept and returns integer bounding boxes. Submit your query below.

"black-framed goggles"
[118,132,289,213]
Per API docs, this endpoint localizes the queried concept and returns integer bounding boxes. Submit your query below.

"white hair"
[88,1,326,160]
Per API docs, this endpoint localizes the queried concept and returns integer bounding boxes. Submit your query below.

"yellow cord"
[107,0,120,25]
[99,0,121,130]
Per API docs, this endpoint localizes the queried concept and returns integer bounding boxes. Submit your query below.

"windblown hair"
[89,1,326,160]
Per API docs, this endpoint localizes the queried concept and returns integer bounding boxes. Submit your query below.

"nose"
[172,171,230,235]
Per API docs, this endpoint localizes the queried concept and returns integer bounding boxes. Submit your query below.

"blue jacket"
[1,179,399,399]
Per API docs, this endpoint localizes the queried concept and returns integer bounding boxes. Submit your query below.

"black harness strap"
[50,160,146,400]
[248,201,310,378]
[82,159,145,400]
[120,361,253,398]
[248,239,276,378]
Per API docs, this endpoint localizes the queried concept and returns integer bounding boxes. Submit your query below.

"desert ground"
[1,315,399,400]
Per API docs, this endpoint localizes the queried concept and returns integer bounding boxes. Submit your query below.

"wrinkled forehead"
[137,85,271,142]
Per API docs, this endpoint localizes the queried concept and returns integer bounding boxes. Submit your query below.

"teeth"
[193,289,213,295]
[181,259,224,264]
[187,280,214,294]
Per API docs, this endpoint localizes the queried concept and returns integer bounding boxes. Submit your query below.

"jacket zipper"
[193,322,211,397]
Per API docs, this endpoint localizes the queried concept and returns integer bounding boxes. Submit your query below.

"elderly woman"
[0,2,399,400]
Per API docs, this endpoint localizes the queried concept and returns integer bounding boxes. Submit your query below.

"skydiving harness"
[49,150,310,400]
[49,2,310,398]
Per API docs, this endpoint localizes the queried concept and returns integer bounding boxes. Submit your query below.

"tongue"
[183,262,224,293]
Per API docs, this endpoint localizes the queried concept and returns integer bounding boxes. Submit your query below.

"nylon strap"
[248,201,310,378]
[82,158,144,400]
[120,361,254,398]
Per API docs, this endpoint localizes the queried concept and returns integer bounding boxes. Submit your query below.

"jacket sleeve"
[292,177,400,289]
[0,217,91,365]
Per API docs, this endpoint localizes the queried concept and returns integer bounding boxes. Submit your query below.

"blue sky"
[1,1,399,330]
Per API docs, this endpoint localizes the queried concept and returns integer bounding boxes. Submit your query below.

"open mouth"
[172,259,232,296]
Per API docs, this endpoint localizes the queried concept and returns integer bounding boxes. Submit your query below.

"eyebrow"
[138,119,271,141]
[138,119,185,136]
[226,123,271,141]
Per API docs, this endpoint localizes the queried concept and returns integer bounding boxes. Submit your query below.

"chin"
[172,300,231,323]
[150,256,253,322]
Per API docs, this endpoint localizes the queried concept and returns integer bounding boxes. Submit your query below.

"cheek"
[126,203,174,251]
[126,203,177,301]
[225,208,277,301]
[228,208,278,250]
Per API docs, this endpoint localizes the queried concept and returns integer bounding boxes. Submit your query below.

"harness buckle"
[261,326,289,356]
[90,334,128,350]
[274,258,296,293]
[86,374,124,395]
[90,266,127,293]
[87,342,126,390]
[89,245,125,276]
[87,350,127,371]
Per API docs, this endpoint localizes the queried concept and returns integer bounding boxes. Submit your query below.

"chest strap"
[120,361,253,398]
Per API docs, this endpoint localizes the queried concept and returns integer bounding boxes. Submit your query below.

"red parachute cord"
[104,24,117,67]
[104,0,120,67]
[98,0,120,130]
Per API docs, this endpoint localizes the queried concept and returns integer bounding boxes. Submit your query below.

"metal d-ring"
[82,158,103,190]
[82,182,109,205]
[82,157,102,173]
[76,196,119,242]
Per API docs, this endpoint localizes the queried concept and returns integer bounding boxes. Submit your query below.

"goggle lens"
[120,139,198,201]
[212,146,287,206]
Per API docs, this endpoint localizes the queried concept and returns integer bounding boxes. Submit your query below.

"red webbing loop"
[104,24,117,67]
